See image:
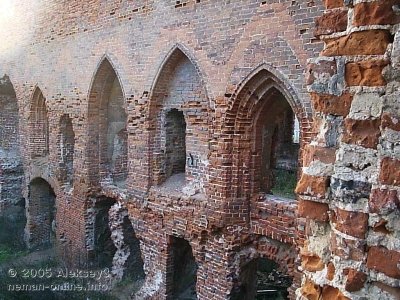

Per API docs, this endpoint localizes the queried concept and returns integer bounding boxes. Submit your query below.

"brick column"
[297,1,400,299]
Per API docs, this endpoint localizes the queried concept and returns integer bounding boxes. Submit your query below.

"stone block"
[348,92,383,120]
[307,58,345,96]
[331,177,371,204]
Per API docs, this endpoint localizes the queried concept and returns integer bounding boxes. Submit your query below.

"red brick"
[326,262,335,281]
[382,113,400,131]
[353,0,400,26]
[331,233,366,261]
[372,219,390,234]
[324,0,344,9]
[295,174,329,198]
[333,208,368,239]
[314,10,348,37]
[344,269,367,292]
[301,279,321,300]
[310,92,352,116]
[298,199,330,222]
[342,118,381,149]
[301,251,325,272]
[367,246,400,279]
[303,144,336,167]
[379,158,400,186]
[323,30,391,56]
[345,60,388,87]
[322,286,350,300]
[369,188,400,214]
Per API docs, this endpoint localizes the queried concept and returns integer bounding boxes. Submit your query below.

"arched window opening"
[30,88,49,158]
[150,48,209,192]
[167,237,198,299]
[232,70,301,200]
[234,257,292,300]
[88,58,127,187]
[59,114,75,186]
[107,77,128,185]
[256,93,299,199]
[165,109,187,179]
[26,178,56,249]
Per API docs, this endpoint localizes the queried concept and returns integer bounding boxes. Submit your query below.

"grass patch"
[0,245,28,264]
[270,169,297,199]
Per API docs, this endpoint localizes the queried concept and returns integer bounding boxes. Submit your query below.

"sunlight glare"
[0,0,14,22]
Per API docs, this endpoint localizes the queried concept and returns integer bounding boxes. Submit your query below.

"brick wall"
[6,0,396,299]
[298,0,400,299]
[0,76,23,209]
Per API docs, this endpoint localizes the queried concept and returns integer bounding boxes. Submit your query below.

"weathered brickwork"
[298,1,400,299]
[0,0,399,299]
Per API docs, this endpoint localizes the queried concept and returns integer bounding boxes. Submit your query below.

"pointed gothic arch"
[149,46,210,193]
[224,67,306,202]
[87,56,128,187]
[30,87,49,158]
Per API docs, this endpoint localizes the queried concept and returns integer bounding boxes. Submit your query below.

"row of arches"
[25,47,304,200]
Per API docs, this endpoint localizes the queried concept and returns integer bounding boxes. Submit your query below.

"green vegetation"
[0,245,28,264]
[270,169,297,199]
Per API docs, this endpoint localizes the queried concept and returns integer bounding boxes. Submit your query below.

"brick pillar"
[297,1,400,299]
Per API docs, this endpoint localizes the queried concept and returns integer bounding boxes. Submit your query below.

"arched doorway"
[167,236,198,299]
[25,178,56,249]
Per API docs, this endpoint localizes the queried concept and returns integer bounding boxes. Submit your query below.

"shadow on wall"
[234,257,292,300]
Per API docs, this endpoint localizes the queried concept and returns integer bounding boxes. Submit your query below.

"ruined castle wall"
[4,0,390,299]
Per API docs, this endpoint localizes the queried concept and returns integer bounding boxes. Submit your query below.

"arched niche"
[58,114,75,186]
[25,177,56,249]
[30,87,49,158]
[149,47,209,194]
[87,57,128,187]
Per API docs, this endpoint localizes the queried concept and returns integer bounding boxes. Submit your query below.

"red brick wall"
[0,0,346,299]
[298,0,400,299]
